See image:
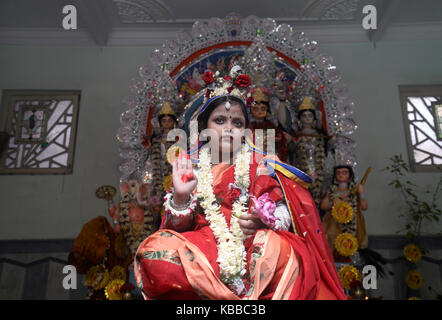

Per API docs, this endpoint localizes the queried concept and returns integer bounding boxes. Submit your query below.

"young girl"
[134,67,346,300]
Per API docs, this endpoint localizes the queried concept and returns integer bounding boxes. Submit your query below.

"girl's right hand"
[172,151,197,204]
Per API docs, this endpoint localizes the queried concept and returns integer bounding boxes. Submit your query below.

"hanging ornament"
[334,233,359,257]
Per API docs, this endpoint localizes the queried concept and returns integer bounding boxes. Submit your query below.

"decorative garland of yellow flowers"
[338,265,361,289]
[405,270,424,290]
[403,243,422,263]
[332,201,354,224]
[334,233,358,257]
[197,145,251,294]
[109,265,127,282]
[105,279,126,300]
[85,265,110,290]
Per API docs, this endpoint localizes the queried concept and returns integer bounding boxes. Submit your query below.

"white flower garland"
[197,145,251,292]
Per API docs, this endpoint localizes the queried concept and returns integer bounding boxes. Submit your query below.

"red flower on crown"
[234,74,251,88]
[202,71,215,85]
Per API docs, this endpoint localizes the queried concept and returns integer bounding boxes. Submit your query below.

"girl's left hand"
[238,210,267,236]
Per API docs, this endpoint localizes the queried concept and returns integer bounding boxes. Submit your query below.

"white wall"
[321,40,442,235]
[0,38,441,240]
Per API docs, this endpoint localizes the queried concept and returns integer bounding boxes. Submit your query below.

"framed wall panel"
[399,85,442,172]
[0,90,80,174]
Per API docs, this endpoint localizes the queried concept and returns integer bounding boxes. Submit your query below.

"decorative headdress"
[298,96,316,112]
[179,65,253,129]
[157,101,176,118]
[250,87,270,103]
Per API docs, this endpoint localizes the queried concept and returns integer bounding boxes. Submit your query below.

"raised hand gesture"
[172,151,197,204]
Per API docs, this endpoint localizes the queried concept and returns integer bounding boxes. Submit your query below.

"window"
[399,85,442,172]
[0,90,80,174]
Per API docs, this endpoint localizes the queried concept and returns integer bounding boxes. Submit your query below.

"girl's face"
[206,102,246,156]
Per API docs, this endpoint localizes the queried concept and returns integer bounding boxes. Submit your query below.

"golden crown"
[298,96,316,112]
[251,87,269,103]
[158,101,176,117]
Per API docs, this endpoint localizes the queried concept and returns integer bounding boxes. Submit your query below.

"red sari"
[134,152,346,300]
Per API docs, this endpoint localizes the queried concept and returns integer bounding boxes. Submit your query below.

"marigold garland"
[110,265,127,282]
[332,201,354,224]
[334,233,358,257]
[405,270,423,290]
[338,265,361,289]
[104,279,126,300]
[85,265,110,290]
[403,243,422,263]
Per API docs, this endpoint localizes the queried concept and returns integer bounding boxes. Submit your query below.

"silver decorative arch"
[116,13,358,182]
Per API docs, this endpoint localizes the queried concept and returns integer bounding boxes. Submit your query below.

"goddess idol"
[133,66,346,300]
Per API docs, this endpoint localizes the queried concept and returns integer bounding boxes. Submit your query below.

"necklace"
[197,144,251,294]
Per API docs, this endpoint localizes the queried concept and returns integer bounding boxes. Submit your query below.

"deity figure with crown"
[249,87,288,162]
[145,101,178,225]
[287,96,333,209]
[320,163,369,263]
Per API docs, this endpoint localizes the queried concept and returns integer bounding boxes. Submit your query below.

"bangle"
[170,195,191,210]
[359,193,366,200]
[163,192,198,217]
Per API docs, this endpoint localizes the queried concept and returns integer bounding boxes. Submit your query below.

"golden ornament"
[110,265,127,282]
[158,101,176,117]
[338,265,360,289]
[334,233,358,257]
[408,296,421,300]
[332,201,354,224]
[104,279,125,300]
[298,96,315,112]
[163,174,173,192]
[405,270,423,290]
[166,145,185,165]
[403,243,422,263]
[252,87,269,102]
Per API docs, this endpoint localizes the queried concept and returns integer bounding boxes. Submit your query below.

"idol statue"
[289,97,331,208]
[320,165,368,262]
[249,87,287,161]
